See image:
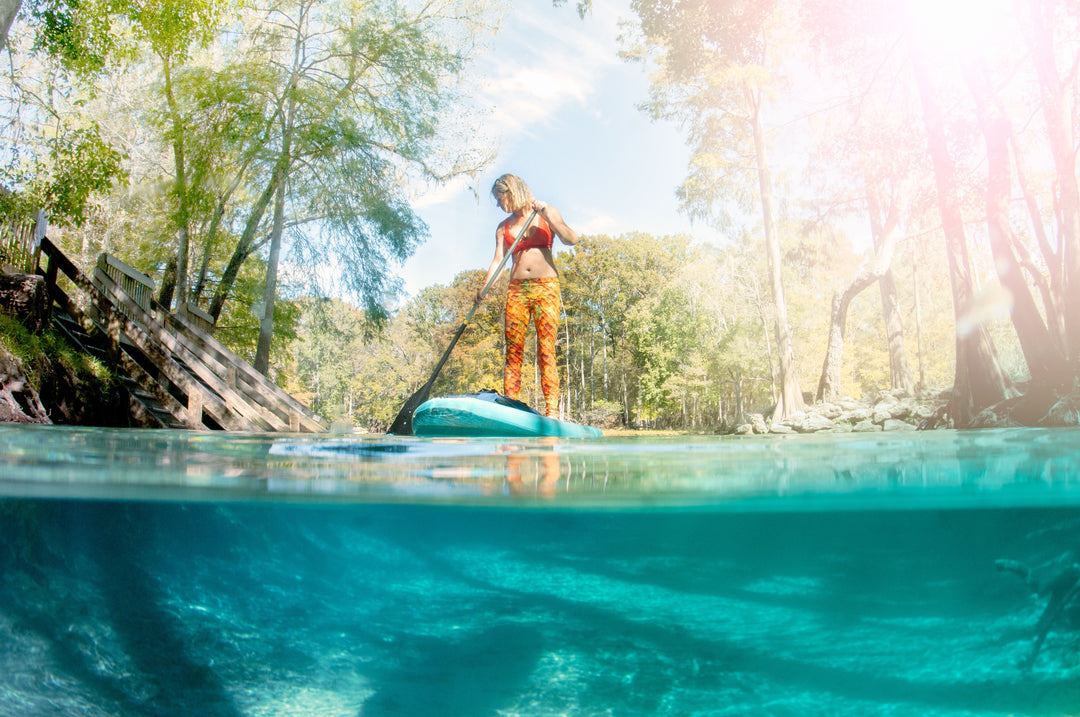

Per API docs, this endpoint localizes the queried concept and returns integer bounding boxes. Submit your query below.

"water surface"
[1,426,1078,715]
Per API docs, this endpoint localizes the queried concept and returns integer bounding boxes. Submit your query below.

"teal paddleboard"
[412,392,602,438]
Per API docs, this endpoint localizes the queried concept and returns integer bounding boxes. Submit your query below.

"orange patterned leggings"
[504,277,561,417]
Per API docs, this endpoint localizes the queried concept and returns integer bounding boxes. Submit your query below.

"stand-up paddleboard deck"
[413,391,602,438]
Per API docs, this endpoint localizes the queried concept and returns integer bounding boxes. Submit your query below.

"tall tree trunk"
[563,314,572,418]
[870,187,915,394]
[967,62,1069,386]
[207,170,281,321]
[254,180,286,374]
[1005,109,1067,351]
[1026,0,1080,365]
[158,257,177,310]
[748,85,803,419]
[908,29,1012,426]
[580,321,586,416]
[730,367,745,426]
[912,242,926,388]
[816,187,902,402]
[0,0,19,50]
[622,371,629,426]
[817,291,848,403]
[209,0,309,324]
[879,270,914,392]
[162,59,191,313]
[193,168,251,302]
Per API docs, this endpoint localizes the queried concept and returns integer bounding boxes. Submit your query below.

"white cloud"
[469,1,622,136]
[576,212,620,235]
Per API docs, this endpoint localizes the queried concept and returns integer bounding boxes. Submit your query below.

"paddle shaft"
[388,209,538,434]
[431,209,538,374]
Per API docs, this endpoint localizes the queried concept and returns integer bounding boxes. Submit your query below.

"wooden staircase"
[34,236,328,433]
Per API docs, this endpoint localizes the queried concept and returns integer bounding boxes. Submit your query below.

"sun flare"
[905,0,1013,55]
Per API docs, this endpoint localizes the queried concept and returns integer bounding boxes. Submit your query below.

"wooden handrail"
[162,307,328,432]
[38,237,257,430]
[35,237,327,432]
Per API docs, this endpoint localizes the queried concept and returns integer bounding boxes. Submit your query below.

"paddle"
[388,208,539,435]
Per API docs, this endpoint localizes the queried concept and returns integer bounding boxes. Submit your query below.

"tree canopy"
[3,0,495,368]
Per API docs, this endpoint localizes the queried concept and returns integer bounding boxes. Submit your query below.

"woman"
[479,174,579,418]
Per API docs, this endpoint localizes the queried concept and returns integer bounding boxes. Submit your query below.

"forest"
[1,0,1078,432]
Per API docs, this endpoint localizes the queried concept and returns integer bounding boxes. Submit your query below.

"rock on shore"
[0,345,51,423]
[732,389,947,435]
[731,386,1080,435]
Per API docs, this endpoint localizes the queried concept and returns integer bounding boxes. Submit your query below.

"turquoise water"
[1,426,1079,715]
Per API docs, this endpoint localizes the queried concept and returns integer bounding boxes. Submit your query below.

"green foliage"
[27,0,225,75]
[0,314,114,389]
[583,399,622,429]
[41,125,127,227]
[0,106,127,229]
[266,0,489,320]
[26,0,129,75]
[249,210,972,431]
[126,0,225,64]
[289,295,419,430]
[11,0,493,367]
[9,0,1064,429]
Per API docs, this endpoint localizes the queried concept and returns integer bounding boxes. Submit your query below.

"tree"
[627,0,805,419]
[802,0,937,402]
[816,217,902,402]
[134,0,229,313]
[904,9,1014,425]
[559,233,691,422]
[965,61,1069,386]
[1022,0,1080,366]
[1,0,131,227]
[0,0,18,50]
[804,0,1074,422]
[191,0,491,374]
[15,0,494,379]
[16,0,230,295]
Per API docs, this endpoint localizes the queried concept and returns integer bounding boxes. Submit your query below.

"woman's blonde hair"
[491,174,533,212]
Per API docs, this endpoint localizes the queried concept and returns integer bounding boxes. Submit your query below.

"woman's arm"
[534,201,578,246]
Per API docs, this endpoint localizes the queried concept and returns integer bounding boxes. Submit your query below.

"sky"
[398,0,723,297]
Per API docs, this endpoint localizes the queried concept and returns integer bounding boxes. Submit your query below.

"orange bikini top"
[502,214,553,255]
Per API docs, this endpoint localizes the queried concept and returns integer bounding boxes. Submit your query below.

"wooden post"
[107,314,121,364]
[31,211,46,273]
[44,245,58,290]
[186,390,203,429]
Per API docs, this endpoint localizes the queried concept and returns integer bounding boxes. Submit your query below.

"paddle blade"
[388,381,433,435]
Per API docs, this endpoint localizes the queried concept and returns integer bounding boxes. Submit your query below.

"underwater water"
[0,426,1079,716]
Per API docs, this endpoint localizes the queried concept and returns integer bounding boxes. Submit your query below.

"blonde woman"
[478,174,579,418]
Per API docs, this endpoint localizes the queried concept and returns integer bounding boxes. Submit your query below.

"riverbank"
[3,317,1078,433]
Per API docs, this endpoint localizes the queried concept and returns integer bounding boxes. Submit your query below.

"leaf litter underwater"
[0,425,1079,715]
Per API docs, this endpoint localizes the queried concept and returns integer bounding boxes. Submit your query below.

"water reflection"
[504,437,562,499]
[1,425,1080,510]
